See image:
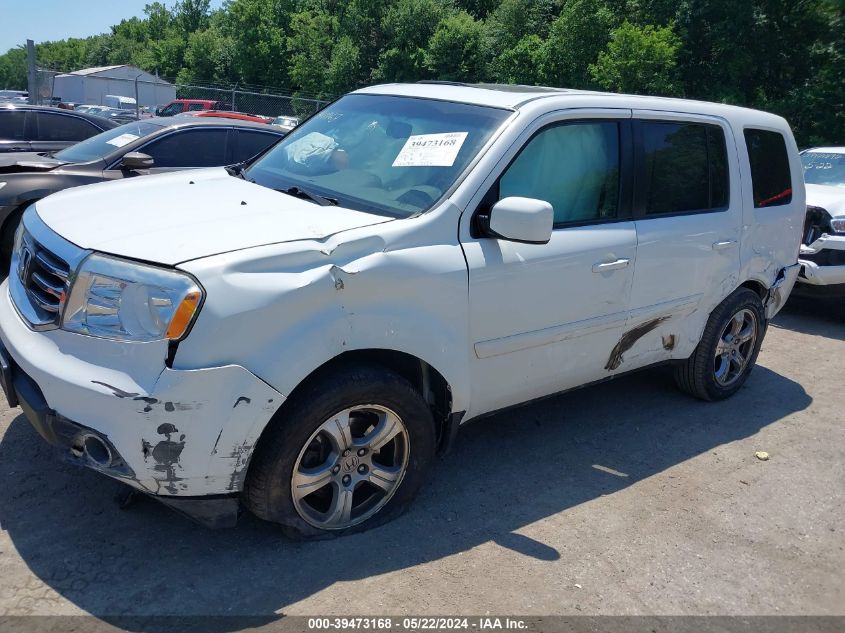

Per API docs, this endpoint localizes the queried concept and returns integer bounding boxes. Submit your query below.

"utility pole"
[134,72,143,120]
[26,39,36,105]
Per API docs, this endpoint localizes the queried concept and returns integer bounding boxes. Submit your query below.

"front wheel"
[243,363,436,539]
[675,288,766,401]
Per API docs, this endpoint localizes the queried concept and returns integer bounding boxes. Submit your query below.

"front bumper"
[797,234,845,287]
[0,279,284,504]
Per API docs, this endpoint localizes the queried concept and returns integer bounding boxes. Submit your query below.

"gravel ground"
[0,295,842,623]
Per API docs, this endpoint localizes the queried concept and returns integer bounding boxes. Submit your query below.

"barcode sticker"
[392,132,468,167]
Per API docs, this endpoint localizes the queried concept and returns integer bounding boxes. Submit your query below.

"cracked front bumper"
[0,279,283,500]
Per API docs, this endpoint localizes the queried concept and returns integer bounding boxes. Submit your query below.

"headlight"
[62,254,203,342]
[831,218,845,234]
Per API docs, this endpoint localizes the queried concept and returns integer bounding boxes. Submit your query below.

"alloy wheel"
[291,404,410,530]
[713,308,758,386]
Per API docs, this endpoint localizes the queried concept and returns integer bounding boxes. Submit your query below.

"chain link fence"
[30,68,331,119]
[173,83,330,118]
[28,68,60,105]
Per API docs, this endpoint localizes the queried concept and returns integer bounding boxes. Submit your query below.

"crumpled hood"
[35,168,393,265]
[0,152,65,173]
[806,183,845,218]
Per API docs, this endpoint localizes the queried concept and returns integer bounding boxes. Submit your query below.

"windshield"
[54,121,163,163]
[802,151,845,187]
[245,94,511,217]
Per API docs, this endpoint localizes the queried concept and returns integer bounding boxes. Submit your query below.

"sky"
[0,0,226,55]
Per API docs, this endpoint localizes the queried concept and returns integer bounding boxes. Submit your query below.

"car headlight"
[831,218,845,234]
[62,254,203,342]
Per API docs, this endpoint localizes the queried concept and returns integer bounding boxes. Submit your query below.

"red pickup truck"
[156,99,229,116]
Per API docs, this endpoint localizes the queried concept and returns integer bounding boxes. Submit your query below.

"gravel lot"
[0,295,842,623]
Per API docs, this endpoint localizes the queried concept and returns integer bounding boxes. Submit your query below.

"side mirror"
[482,197,553,244]
[120,152,154,170]
[155,107,162,116]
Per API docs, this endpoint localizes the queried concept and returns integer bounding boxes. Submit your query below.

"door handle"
[592,258,630,273]
[712,240,737,251]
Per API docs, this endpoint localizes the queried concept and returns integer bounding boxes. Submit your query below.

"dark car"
[0,104,117,154]
[0,117,286,269]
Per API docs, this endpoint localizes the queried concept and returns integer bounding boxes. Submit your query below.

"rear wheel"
[675,288,765,401]
[244,363,436,539]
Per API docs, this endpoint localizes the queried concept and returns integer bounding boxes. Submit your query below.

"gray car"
[0,117,286,270]
[0,104,117,154]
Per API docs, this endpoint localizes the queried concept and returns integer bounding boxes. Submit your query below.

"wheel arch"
[248,348,460,481]
[739,278,768,301]
[0,199,37,241]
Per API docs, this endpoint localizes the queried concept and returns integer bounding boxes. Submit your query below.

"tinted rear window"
[744,129,792,207]
[234,130,281,162]
[641,121,729,214]
[0,110,27,140]
[35,112,100,142]
[143,128,229,167]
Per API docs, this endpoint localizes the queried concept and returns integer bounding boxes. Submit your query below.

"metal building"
[52,65,175,107]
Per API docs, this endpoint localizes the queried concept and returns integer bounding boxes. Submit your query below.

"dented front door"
[460,113,637,416]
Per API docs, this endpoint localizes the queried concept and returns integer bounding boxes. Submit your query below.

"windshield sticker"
[392,132,468,167]
[106,133,140,148]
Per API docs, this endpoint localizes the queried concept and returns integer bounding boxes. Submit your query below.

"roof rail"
[415,80,472,87]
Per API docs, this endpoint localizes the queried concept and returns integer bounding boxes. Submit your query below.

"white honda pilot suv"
[0,83,804,537]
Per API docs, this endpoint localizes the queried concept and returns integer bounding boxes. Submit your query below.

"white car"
[272,115,300,132]
[0,83,804,537]
[797,147,845,294]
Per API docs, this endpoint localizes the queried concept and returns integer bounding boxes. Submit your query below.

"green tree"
[486,0,560,50]
[178,26,234,83]
[589,21,681,95]
[174,0,212,36]
[325,36,363,95]
[540,0,616,88]
[426,11,488,81]
[0,47,26,89]
[222,0,298,87]
[374,0,454,82]
[491,34,544,84]
[288,9,337,97]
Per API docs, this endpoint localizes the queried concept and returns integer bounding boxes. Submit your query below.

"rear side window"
[499,121,620,225]
[234,130,281,163]
[142,128,229,167]
[744,129,792,207]
[0,110,27,140]
[640,121,729,215]
[35,112,100,142]
[188,103,205,111]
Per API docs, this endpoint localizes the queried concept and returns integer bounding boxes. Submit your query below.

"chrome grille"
[9,208,89,331]
[17,232,70,321]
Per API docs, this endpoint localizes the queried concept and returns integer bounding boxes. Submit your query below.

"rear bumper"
[764,263,801,320]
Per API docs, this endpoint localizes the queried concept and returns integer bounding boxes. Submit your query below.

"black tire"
[675,288,766,401]
[0,206,25,279]
[243,362,436,540]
